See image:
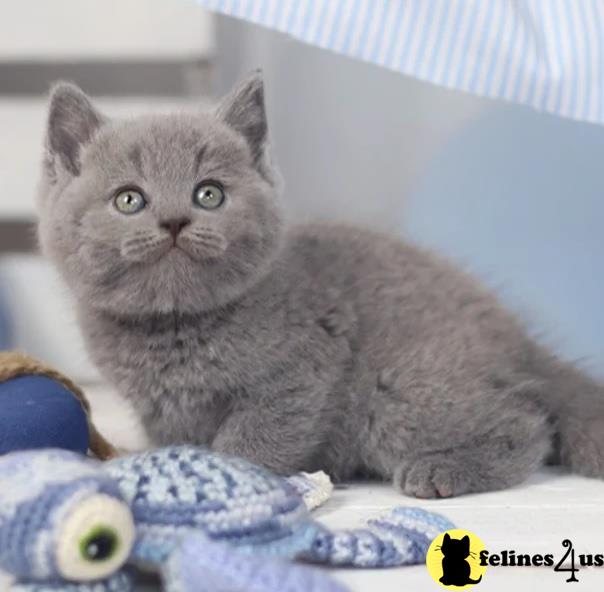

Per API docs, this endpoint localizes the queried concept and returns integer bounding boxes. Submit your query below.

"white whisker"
[121,231,172,263]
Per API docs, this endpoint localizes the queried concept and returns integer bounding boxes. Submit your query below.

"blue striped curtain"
[198,0,604,126]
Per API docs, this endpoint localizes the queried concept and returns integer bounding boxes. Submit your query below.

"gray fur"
[37,73,604,497]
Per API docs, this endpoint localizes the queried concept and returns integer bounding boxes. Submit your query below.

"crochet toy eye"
[114,188,146,214]
[80,527,119,562]
[193,181,225,210]
[55,494,135,581]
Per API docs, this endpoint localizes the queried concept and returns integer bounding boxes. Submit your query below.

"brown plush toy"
[0,351,117,459]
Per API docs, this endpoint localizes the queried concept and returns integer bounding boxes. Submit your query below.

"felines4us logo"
[425,529,601,589]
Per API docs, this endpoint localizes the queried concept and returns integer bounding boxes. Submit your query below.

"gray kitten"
[37,72,604,498]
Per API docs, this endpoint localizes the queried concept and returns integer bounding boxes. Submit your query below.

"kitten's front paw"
[394,456,473,499]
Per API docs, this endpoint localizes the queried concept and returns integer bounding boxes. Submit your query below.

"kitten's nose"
[160,217,191,239]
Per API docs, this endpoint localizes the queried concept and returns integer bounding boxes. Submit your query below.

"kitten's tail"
[537,347,604,478]
[468,576,483,584]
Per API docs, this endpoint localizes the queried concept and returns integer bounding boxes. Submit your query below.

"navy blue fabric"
[0,375,89,454]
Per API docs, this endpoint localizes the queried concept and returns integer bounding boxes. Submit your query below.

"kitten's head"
[441,534,470,559]
[37,72,284,315]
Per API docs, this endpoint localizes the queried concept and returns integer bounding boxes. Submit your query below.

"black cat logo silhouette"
[439,533,482,586]
[426,529,487,589]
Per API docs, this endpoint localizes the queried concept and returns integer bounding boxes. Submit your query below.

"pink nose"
[160,218,190,239]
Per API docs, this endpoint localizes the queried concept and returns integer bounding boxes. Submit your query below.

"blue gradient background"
[405,104,604,376]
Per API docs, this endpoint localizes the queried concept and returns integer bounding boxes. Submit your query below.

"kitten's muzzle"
[160,217,191,240]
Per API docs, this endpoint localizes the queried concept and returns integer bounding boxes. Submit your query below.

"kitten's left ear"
[216,71,273,181]
[462,535,470,545]
[45,82,106,178]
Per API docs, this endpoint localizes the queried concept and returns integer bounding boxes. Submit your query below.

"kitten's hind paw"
[394,456,473,499]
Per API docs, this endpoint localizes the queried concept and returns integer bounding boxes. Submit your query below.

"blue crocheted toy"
[0,447,454,591]
[0,352,117,460]
[0,375,89,455]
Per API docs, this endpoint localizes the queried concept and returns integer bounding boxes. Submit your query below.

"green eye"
[79,526,120,562]
[114,188,146,214]
[193,181,225,210]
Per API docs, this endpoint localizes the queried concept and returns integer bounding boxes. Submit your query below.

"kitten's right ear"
[443,533,451,542]
[215,71,274,180]
[45,82,105,178]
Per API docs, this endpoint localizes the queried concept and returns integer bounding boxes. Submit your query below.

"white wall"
[0,0,214,59]
[215,15,487,232]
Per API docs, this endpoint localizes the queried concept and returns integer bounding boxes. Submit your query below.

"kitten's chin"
[169,244,227,264]
[120,245,225,272]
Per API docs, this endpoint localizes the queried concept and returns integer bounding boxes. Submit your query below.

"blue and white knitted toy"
[0,447,454,591]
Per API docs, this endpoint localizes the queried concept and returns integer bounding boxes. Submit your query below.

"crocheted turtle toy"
[0,447,454,591]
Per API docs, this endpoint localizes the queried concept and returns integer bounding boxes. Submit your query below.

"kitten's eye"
[193,181,225,210]
[56,494,135,581]
[114,188,146,214]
